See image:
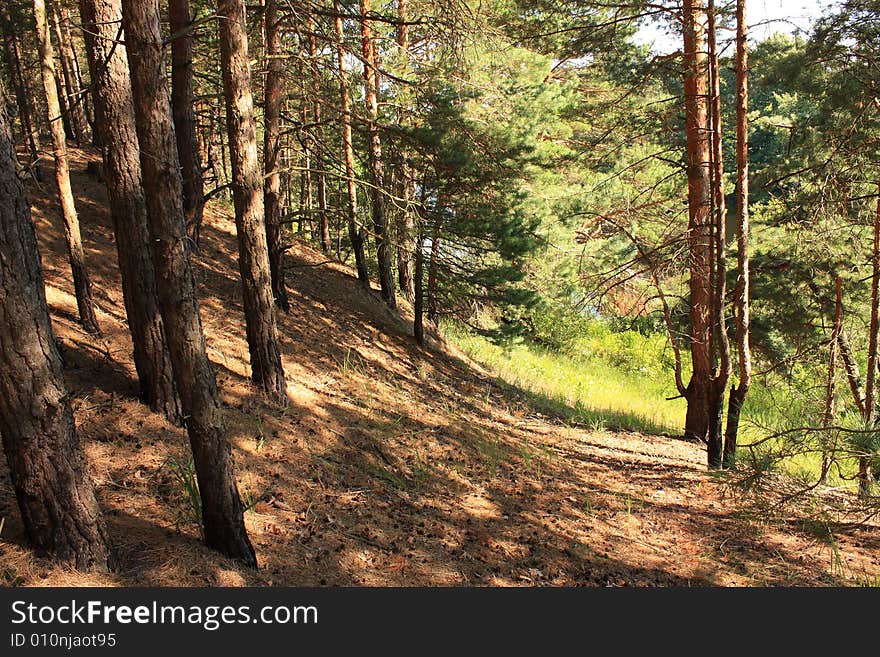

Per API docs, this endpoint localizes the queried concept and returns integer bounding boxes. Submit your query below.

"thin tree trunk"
[33,0,101,335]
[724,0,752,469]
[838,330,867,417]
[861,172,880,497]
[262,0,289,311]
[1,6,41,171]
[394,0,414,302]
[427,215,442,323]
[706,0,730,469]
[51,6,90,145]
[0,86,113,571]
[682,0,714,458]
[333,0,369,286]
[820,277,843,483]
[218,0,287,400]
[360,0,396,308]
[78,0,181,422]
[121,0,257,565]
[169,0,205,245]
[414,229,424,345]
[309,22,331,254]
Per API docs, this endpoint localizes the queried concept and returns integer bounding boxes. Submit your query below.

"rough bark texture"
[861,172,880,497]
[78,0,181,422]
[262,0,288,311]
[169,0,205,245]
[218,0,287,400]
[121,0,257,565]
[682,0,714,457]
[360,0,396,308]
[724,0,752,468]
[33,0,101,335]
[414,232,424,345]
[427,217,442,323]
[0,88,113,571]
[333,0,370,286]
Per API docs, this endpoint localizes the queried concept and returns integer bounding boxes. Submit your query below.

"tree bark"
[78,0,181,422]
[360,0,396,308]
[724,0,752,469]
[333,0,370,286]
[820,277,843,483]
[169,0,205,245]
[427,215,442,323]
[682,0,714,460]
[414,230,424,345]
[218,0,287,400]
[0,86,113,571]
[121,0,257,565]
[262,0,289,311]
[33,0,101,335]
[861,172,880,497]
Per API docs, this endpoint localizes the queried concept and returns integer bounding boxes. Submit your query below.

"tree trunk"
[414,230,424,345]
[78,0,181,422]
[1,6,41,171]
[724,0,752,469]
[33,0,101,335]
[169,0,205,245]
[309,22,331,255]
[706,0,730,468]
[820,277,843,483]
[682,0,714,458]
[51,6,90,145]
[360,0,396,308]
[860,172,880,497]
[427,215,442,323]
[333,0,370,286]
[121,0,257,566]
[262,0,289,311]
[838,330,867,417]
[394,0,414,303]
[0,86,113,571]
[218,0,287,400]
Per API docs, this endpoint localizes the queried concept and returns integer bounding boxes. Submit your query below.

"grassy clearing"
[444,323,686,435]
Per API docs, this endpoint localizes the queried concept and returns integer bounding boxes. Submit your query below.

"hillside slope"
[1,149,878,587]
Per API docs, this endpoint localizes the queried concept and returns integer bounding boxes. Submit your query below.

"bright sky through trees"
[635,0,834,52]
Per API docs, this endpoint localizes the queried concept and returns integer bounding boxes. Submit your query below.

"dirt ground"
[1,149,878,587]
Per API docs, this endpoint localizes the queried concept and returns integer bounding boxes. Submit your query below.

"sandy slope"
[1,149,878,587]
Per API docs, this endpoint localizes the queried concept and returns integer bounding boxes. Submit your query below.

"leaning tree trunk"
[169,0,205,245]
[682,0,714,460]
[861,171,880,498]
[121,0,257,565]
[51,6,90,145]
[360,0,396,308]
[414,228,425,345]
[0,85,113,571]
[218,0,287,400]
[33,0,101,335]
[262,0,288,311]
[78,0,181,422]
[333,0,370,286]
[724,0,753,469]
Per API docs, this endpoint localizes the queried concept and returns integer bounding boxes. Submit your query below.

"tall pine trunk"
[333,0,370,286]
[51,6,90,145]
[724,0,753,468]
[0,86,113,571]
[1,5,41,171]
[169,0,205,245]
[121,0,257,565]
[682,0,714,458]
[262,0,289,310]
[218,0,287,400]
[309,21,331,254]
[78,0,181,422]
[33,0,101,335]
[360,0,396,308]
[394,0,415,302]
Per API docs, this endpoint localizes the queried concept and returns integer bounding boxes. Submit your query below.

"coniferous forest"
[1,0,879,587]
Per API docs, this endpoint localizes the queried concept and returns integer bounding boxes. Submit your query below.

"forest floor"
[1,148,879,587]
